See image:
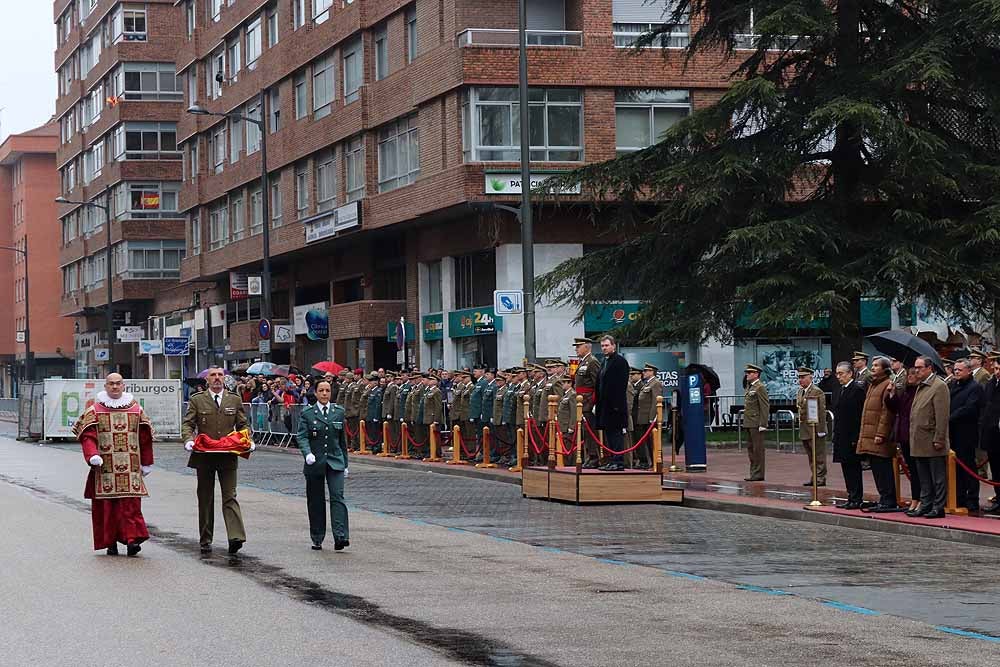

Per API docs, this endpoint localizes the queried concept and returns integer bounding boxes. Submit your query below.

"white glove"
[250,443,256,452]
[591,407,596,415]
[305,453,316,465]
[817,432,826,438]
[344,468,349,478]
[89,455,103,466]
[622,428,628,434]
[400,418,405,422]
[185,440,195,451]
[387,414,392,419]
[758,427,767,432]
[141,465,152,476]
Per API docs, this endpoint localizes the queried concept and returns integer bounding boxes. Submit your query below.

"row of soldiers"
[321,336,667,469]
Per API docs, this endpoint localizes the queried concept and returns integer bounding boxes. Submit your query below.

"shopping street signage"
[304,201,362,243]
[483,172,581,195]
[422,313,444,341]
[448,306,503,338]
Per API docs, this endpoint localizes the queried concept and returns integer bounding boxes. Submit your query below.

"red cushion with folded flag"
[193,429,254,459]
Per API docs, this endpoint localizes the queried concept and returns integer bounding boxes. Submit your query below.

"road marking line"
[665,570,707,581]
[821,601,880,616]
[736,584,790,596]
[934,626,1000,642]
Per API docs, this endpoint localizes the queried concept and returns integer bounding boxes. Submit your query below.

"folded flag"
[194,429,254,459]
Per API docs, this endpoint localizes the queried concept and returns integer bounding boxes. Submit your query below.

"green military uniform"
[635,366,663,469]
[626,371,641,469]
[406,382,426,452]
[573,339,601,467]
[422,382,444,454]
[743,364,770,481]
[296,400,349,548]
[381,379,398,453]
[795,369,828,486]
[853,352,871,386]
[557,380,578,465]
[182,389,249,550]
[342,379,358,449]
[492,378,509,461]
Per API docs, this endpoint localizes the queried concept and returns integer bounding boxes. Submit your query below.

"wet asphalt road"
[88,441,1000,639]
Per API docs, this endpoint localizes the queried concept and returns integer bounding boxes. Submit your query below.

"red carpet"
[808,505,1000,535]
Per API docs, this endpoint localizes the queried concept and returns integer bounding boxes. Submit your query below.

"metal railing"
[457,28,583,47]
[17,383,43,440]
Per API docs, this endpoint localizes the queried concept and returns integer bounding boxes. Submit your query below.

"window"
[231,195,245,241]
[209,202,229,250]
[227,38,241,81]
[453,250,496,309]
[343,36,363,103]
[211,0,223,22]
[268,86,281,133]
[186,1,196,37]
[250,188,263,235]
[83,143,104,184]
[190,215,201,255]
[378,115,420,192]
[426,260,442,312]
[246,16,262,67]
[80,0,98,22]
[612,0,688,48]
[209,50,224,98]
[316,149,336,212]
[267,6,279,47]
[462,87,583,161]
[295,162,309,218]
[294,71,308,119]
[270,178,283,226]
[314,0,333,23]
[187,65,198,104]
[79,34,102,78]
[374,25,388,81]
[119,63,181,101]
[114,241,185,278]
[615,89,690,154]
[63,213,80,246]
[114,122,180,160]
[82,84,103,128]
[112,182,181,219]
[312,54,335,119]
[63,265,80,295]
[346,135,365,201]
[406,7,418,63]
[111,6,147,43]
[246,101,261,154]
[211,123,227,173]
[188,139,200,180]
[293,0,306,29]
[230,112,242,163]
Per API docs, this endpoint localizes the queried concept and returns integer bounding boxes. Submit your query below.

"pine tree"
[538,1,1000,361]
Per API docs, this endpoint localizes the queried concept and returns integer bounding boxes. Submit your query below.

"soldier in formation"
[795,367,828,487]
[573,337,601,468]
[743,363,770,482]
[634,364,663,470]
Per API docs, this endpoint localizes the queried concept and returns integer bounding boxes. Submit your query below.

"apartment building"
[54,0,190,378]
[171,0,738,373]
[0,122,75,394]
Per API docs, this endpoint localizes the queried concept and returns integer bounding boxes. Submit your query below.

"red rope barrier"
[583,420,654,455]
[555,431,577,456]
[365,426,382,446]
[525,419,548,455]
[896,452,912,480]
[953,455,1000,487]
[343,421,357,438]
[405,429,428,449]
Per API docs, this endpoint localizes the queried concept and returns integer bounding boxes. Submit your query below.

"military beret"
[644,363,659,372]
[572,337,594,346]
[745,364,763,373]
[852,351,869,360]
[796,367,814,376]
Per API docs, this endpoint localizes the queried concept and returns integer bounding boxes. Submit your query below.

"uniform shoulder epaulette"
[191,389,205,396]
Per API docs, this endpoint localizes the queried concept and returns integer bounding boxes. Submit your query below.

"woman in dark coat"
[832,362,866,508]
[596,335,630,471]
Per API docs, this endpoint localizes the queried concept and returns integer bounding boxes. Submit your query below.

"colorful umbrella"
[311,361,346,375]
[196,368,230,379]
[245,362,278,376]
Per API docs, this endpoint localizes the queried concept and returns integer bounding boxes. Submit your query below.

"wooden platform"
[522,466,684,505]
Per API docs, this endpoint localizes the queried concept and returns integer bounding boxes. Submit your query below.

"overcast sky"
[0,3,57,139]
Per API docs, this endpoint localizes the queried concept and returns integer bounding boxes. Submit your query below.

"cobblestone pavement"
[49,441,1000,638]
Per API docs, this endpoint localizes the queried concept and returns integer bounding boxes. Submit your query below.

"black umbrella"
[867,330,945,373]
[685,363,721,391]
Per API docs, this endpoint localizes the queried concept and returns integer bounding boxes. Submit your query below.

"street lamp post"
[517,0,536,364]
[188,94,271,361]
[0,243,32,385]
[56,192,113,372]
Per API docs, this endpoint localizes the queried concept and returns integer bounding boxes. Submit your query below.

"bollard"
[669,407,680,472]
[576,396,584,471]
[654,396,664,474]
[893,452,902,508]
[396,422,412,459]
[547,396,558,469]
[357,420,371,455]
[807,424,821,507]
[509,428,525,472]
[377,421,392,457]
[523,395,534,466]
[598,430,605,466]
[426,422,443,462]
[945,450,968,515]
[447,425,468,465]
[476,426,497,468]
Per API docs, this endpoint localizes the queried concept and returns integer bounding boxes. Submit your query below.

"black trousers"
[983,426,1000,489]
[899,440,921,501]
[305,467,348,545]
[840,459,864,504]
[868,454,897,507]
[606,427,625,465]
[953,439,980,510]
[915,456,947,512]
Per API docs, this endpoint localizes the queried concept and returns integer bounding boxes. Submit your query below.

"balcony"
[328,301,406,341]
[457,29,583,48]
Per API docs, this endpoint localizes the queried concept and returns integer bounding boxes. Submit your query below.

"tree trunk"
[830,293,863,368]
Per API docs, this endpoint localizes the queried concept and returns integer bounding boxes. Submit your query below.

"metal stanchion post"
[669,406,680,472]
[397,422,412,459]
[945,450,967,515]
[808,423,821,506]
[427,422,443,462]
[357,420,370,455]
[654,396,664,474]
[377,421,391,457]
[893,451,902,508]
[575,395,583,471]
[523,395,532,467]
[510,427,524,472]
[447,424,467,465]
[546,396,557,469]
[476,426,496,468]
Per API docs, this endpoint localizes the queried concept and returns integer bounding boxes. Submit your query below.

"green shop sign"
[584,303,644,332]
[422,313,444,341]
[448,306,503,338]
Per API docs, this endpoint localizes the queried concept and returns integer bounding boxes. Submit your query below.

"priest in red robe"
[72,373,155,556]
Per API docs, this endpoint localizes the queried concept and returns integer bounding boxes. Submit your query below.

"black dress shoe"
[334,539,350,551]
[311,543,323,551]
[743,477,764,482]
[106,544,120,556]
[228,539,245,555]
[866,504,902,513]
[126,542,142,557]
[923,509,945,519]
[983,501,1000,515]
[906,506,929,518]
[839,501,863,510]
[582,461,600,469]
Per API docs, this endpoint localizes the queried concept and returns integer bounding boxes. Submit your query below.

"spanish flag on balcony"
[140,194,160,209]
[193,428,254,459]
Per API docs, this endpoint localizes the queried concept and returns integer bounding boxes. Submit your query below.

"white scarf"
[97,390,135,409]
